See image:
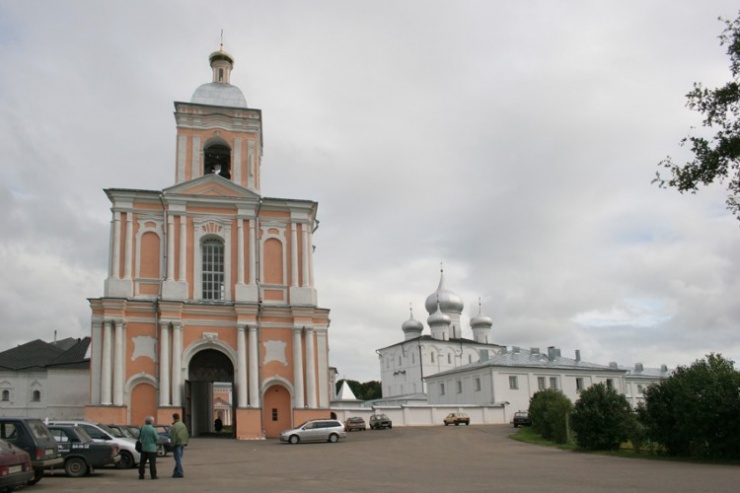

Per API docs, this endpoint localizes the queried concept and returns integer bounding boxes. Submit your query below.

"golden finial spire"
[220,29,224,51]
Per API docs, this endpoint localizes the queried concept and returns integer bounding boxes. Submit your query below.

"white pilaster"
[237,325,248,407]
[301,225,309,287]
[237,218,245,285]
[248,326,259,407]
[316,328,329,408]
[90,320,101,405]
[172,322,182,406]
[179,215,187,282]
[305,327,316,408]
[167,215,175,281]
[159,322,171,406]
[113,321,125,406]
[293,327,304,408]
[112,212,121,279]
[249,219,256,284]
[124,213,133,279]
[101,320,113,405]
[308,230,315,288]
[291,224,299,287]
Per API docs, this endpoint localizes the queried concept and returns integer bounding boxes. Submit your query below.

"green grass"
[509,427,740,465]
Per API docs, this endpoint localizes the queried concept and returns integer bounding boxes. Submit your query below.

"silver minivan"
[279,419,347,444]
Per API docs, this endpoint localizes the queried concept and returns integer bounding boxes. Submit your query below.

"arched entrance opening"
[186,349,234,437]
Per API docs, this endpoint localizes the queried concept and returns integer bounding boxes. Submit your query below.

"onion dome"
[470,299,493,328]
[402,305,424,340]
[191,45,248,108]
[427,301,451,340]
[424,268,464,315]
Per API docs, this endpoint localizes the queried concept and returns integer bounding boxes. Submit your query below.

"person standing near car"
[171,413,189,478]
[138,416,159,480]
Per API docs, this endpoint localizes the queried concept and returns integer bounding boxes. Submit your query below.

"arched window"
[202,238,225,300]
[1,390,9,401]
[204,143,231,179]
[32,390,41,402]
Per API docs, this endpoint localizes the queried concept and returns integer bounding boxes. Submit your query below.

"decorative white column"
[113,321,125,406]
[305,327,316,408]
[111,212,121,278]
[316,329,329,408]
[248,326,259,407]
[237,325,248,407]
[237,219,245,285]
[90,320,102,405]
[167,215,175,281]
[124,213,133,279]
[178,215,187,282]
[172,322,182,406]
[301,226,310,287]
[308,229,315,288]
[248,220,256,285]
[291,223,299,287]
[292,327,305,408]
[159,322,171,406]
[101,320,113,405]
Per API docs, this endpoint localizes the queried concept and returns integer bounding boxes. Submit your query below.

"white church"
[375,270,671,417]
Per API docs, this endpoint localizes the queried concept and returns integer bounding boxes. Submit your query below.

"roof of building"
[0,338,90,370]
[377,334,504,352]
[426,346,626,379]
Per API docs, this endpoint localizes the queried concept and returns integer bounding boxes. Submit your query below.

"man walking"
[171,413,189,478]
[138,416,159,480]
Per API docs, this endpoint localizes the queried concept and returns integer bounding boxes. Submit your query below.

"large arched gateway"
[187,349,234,437]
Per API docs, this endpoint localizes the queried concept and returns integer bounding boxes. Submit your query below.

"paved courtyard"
[33,424,738,493]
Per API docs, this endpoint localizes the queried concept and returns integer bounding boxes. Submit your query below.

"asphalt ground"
[33,424,738,493]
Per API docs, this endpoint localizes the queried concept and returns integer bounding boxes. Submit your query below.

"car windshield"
[97,424,117,436]
[108,427,127,438]
[375,414,388,419]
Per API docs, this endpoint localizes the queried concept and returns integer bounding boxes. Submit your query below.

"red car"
[0,438,34,491]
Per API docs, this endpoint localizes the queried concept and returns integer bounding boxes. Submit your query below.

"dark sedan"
[48,425,120,476]
[0,438,34,491]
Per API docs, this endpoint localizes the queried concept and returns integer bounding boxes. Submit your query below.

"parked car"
[344,417,366,432]
[443,412,470,426]
[512,411,532,428]
[105,424,135,439]
[369,414,392,430]
[0,417,62,485]
[279,419,347,444]
[0,438,34,491]
[48,421,139,469]
[47,424,120,477]
[153,425,173,455]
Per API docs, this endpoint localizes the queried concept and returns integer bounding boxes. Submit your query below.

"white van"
[47,421,140,469]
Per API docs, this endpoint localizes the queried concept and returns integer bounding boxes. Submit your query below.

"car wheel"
[388,424,392,429]
[465,422,470,426]
[289,434,300,445]
[455,422,460,426]
[328,433,339,443]
[27,468,44,485]
[157,444,166,457]
[65,457,89,478]
[117,450,135,469]
[514,423,518,428]
[444,422,449,426]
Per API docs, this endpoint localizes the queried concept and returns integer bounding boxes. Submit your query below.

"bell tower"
[173,47,263,194]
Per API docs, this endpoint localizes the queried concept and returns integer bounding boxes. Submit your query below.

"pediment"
[164,174,260,200]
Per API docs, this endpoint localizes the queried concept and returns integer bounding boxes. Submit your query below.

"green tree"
[570,383,634,451]
[528,389,573,444]
[639,353,740,459]
[655,13,740,221]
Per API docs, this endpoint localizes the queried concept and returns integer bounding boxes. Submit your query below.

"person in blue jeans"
[170,413,189,478]
[138,416,159,480]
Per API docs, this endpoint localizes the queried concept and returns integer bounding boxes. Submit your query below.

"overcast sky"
[1,1,739,382]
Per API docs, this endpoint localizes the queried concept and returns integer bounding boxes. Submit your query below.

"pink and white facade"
[86,47,332,439]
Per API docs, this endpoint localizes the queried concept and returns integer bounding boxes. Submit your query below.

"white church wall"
[0,368,88,420]
[330,404,507,426]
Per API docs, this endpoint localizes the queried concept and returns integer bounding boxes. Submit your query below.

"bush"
[528,389,573,444]
[639,353,740,459]
[570,383,633,451]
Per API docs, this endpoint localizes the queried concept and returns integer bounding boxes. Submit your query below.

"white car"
[47,421,140,469]
[279,419,347,444]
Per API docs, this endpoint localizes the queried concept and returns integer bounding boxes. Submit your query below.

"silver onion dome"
[424,270,464,315]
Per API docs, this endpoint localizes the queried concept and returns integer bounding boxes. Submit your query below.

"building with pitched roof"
[0,337,91,419]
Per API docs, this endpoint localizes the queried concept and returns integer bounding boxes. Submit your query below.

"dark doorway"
[187,349,235,437]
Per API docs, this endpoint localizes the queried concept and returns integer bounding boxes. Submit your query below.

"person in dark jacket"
[138,416,159,480]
